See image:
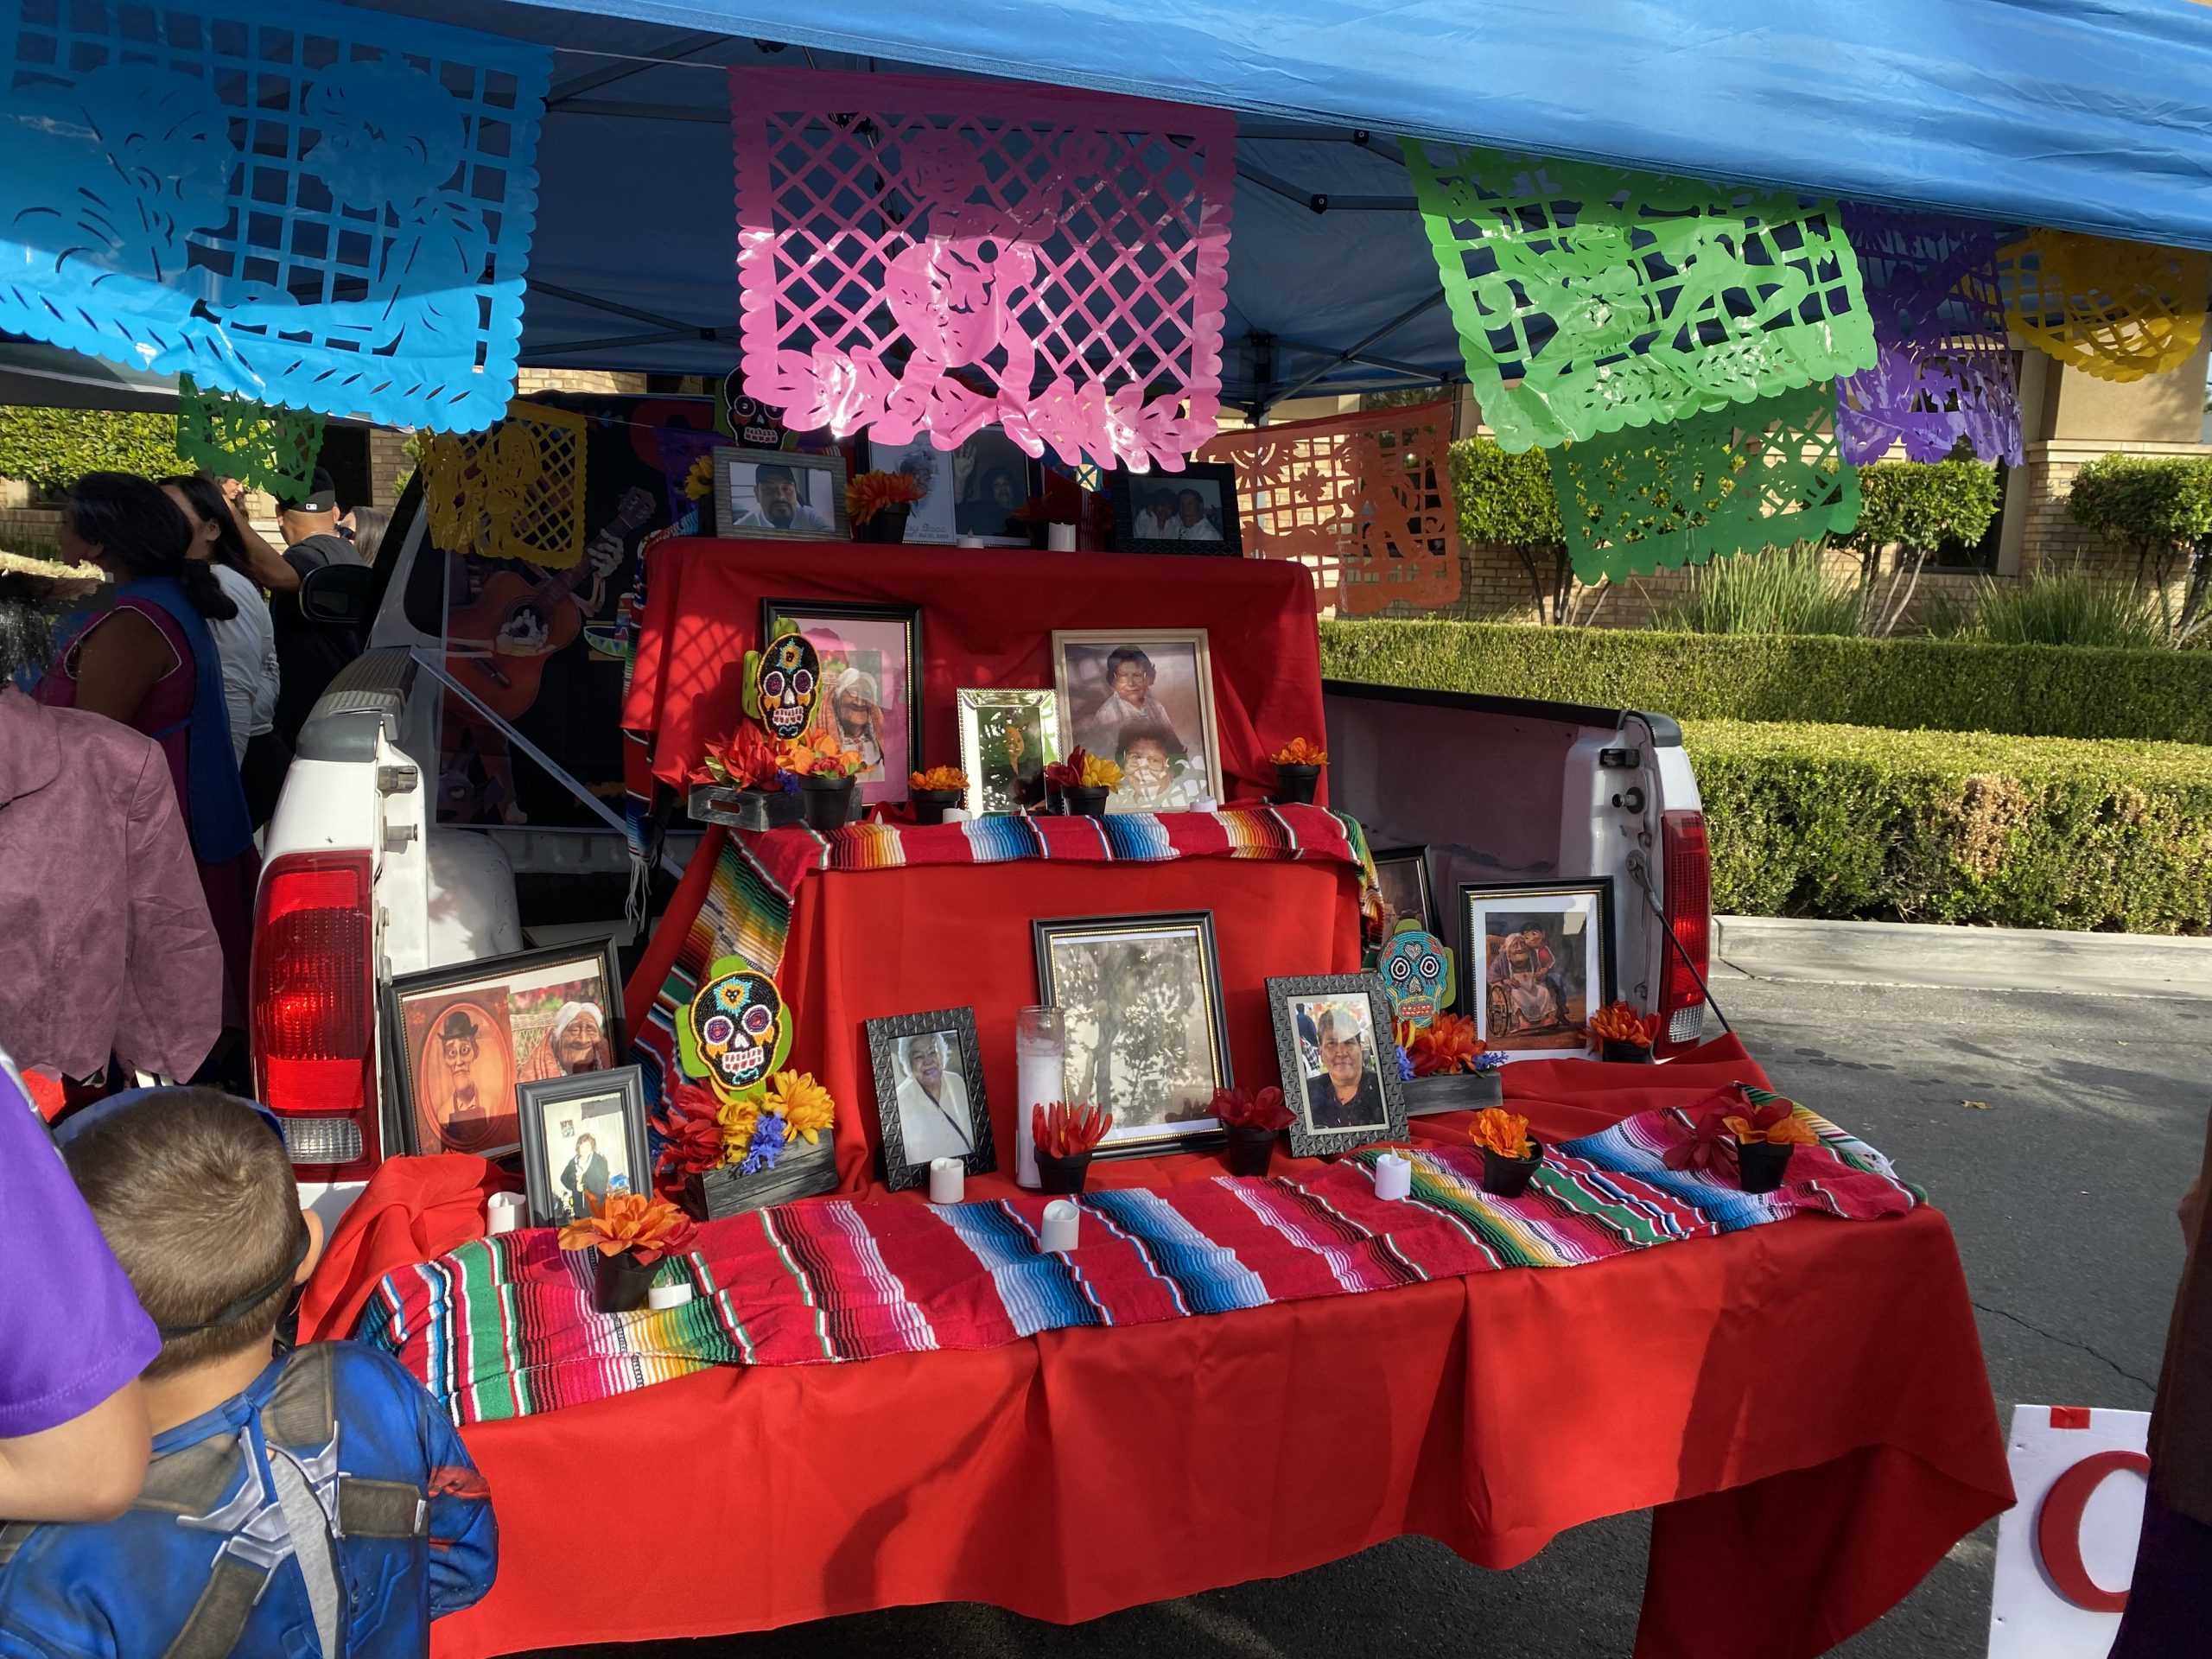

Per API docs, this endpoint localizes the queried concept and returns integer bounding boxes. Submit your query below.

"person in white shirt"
[893,1033,974,1164]
[161,473,280,767]
[737,463,834,535]
[1134,487,1181,540]
[1170,487,1223,543]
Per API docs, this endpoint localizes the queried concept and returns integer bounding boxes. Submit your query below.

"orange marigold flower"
[557,1189,697,1267]
[1408,1014,1484,1077]
[1269,737,1328,767]
[910,765,968,791]
[1469,1107,1535,1160]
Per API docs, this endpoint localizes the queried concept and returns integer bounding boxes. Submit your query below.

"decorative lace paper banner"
[1198,401,1461,615]
[421,400,588,569]
[731,68,1236,472]
[1834,207,2022,467]
[1548,381,1860,584]
[1997,230,2211,385]
[175,378,326,500]
[1403,143,1877,454]
[0,0,548,433]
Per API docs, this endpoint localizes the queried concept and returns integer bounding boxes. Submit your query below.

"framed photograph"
[1267,974,1409,1158]
[517,1065,651,1228]
[1459,880,1616,1059]
[1109,461,1242,556]
[384,938,625,1159]
[1033,911,1232,1156]
[1052,629,1223,812]
[716,449,850,541]
[761,600,924,807]
[865,1007,995,1192]
[957,687,1062,816]
[1371,846,1438,937]
[946,427,1043,543]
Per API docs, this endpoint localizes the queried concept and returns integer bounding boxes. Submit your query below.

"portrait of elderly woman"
[1461,884,1611,1058]
[762,603,922,805]
[866,1007,995,1190]
[1054,630,1223,805]
[518,999,612,1081]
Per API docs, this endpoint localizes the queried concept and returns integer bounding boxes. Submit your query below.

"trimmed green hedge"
[0,407,179,493]
[1318,620,2212,746]
[1688,720,2212,932]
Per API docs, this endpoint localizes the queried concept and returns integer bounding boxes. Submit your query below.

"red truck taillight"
[1653,810,1712,1058]
[250,851,379,1181]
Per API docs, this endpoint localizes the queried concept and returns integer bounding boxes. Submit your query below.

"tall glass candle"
[1014,1006,1066,1191]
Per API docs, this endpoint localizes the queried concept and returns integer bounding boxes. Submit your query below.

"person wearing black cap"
[259,468,366,748]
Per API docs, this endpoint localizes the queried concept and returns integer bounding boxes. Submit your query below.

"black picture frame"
[1456,879,1617,1060]
[1108,461,1243,556]
[865,1007,995,1192]
[1370,845,1438,937]
[1267,973,1409,1159]
[760,598,927,803]
[382,937,626,1159]
[516,1065,651,1228]
[1032,910,1233,1156]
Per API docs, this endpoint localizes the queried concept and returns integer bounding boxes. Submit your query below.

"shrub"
[2065,452,2212,642]
[1450,436,1577,622]
[1652,546,1862,637]
[1852,461,2003,562]
[0,407,180,494]
[1960,569,2171,652]
[1317,620,2212,746]
[1686,720,2212,933]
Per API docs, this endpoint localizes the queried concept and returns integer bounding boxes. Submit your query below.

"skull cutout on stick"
[678,960,792,1105]
[752,632,821,741]
[1380,926,1452,1029]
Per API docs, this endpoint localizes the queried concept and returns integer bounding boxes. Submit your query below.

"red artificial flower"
[1033,1101,1113,1158]
[1211,1085,1292,1132]
[652,1080,727,1180]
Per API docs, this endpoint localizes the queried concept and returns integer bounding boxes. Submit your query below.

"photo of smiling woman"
[1268,974,1407,1157]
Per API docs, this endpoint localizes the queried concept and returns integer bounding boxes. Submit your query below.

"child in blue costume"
[0,1090,497,1656]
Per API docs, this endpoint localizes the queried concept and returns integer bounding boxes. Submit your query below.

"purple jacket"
[0,688,223,1082]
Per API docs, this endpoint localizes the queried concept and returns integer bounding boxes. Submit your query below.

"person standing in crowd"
[0,1052,157,1524]
[0,547,222,1092]
[28,474,257,1050]
[2111,1107,2212,1654]
[342,502,391,565]
[160,472,285,823]
[212,469,365,747]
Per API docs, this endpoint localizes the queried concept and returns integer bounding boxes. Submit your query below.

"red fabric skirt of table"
[303,1039,2011,1659]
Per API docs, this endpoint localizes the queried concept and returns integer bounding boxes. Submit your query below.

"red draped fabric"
[619,537,1329,804]
[302,1039,2012,1659]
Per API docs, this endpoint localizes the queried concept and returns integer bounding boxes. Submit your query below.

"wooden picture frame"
[1457,879,1617,1061]
[1267,972,1409,1159]
[957,687,1063,816]
[1051,628,1224,808]
[1033,910,1232,1156]
[1370,845,1438,937]
[865,1007,995,1192]
[1108,461,1243,556]
[383,938,625,1160]
[516,1065,651,1228]
[761,598,925,807]
[716,448,851,541]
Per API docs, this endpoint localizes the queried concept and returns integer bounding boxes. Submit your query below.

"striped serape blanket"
[358,1106,1916,1426]
[628,804,1361,1125]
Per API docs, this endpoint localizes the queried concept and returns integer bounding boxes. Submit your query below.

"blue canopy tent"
[347,0,2212,415]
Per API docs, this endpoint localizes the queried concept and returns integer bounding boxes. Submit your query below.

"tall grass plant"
[1652,546,1862,637]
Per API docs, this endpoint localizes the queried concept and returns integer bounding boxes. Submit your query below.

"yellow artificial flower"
[715,1094,760,1162]
[1079,754,1123,789]
[765,1069,837,1145]
[684,454,715,501]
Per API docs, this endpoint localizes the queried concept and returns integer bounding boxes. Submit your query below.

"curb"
[1713,914,2212,1000]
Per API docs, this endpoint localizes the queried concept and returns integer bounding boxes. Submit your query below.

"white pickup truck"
[252,416,1713,1227]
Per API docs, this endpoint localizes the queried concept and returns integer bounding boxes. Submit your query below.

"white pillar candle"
[1039,1198,1082,1255]
[1372,1152,1413,1202]
[486,1192,526,1235]
[647,1281,694,1311]
[1046,522,1077,551]
[929,1157,965,1205]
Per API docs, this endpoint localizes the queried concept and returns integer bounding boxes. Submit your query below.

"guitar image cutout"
[446,486,655,722]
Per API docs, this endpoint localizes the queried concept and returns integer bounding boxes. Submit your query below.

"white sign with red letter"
[1988,1404,2149,1657]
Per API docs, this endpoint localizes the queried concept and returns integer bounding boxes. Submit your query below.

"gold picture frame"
[956,687,1064,817]
[1051,628,1223,810]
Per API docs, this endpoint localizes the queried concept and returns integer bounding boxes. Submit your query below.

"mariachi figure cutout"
[748,631,821,742]
[1379,924,1452,1029]
[678,957,793,1103]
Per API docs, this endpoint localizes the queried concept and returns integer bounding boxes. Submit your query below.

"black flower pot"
[1042,779,1065,815]
[1223,1124,1276,1176]
[1063,785,1109,818]
[802,774,856,831]
[1037,1151,1093,1194]
[855,505,910,544]
[1275,763,1320,804]
[1601,1039,1656,1064]
[910,786,960,824]
[1737,1140,1795,1194]
[1478,1140,1544,1198]
[592,1249,658,1313]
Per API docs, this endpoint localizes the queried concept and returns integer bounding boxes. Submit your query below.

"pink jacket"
[0,687,223,1082]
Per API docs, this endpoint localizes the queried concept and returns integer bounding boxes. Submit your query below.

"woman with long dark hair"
[29,473,259,1036]
[161,472,280,771]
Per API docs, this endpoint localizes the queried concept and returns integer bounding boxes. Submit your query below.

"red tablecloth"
[302,1040,2011,1659]
[619,537,1328,803]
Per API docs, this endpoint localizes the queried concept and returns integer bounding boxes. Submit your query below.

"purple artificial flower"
[739,1111,789,1174]
[1396,1048,1416,1083]
[1470,1051,1508,1074]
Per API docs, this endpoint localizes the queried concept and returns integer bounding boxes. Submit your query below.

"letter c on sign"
[2036,1449,2151,1614]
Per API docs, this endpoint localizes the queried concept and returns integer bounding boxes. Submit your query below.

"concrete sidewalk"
[1713,914,2212,1001]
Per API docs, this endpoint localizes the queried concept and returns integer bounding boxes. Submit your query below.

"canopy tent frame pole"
[548,30,734,105]
[1262,291,1449,415]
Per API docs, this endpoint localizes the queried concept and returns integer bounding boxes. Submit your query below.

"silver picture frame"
[1267,972,1409,1159]
[865,1007,995,1192]
[957,687,1063,817]
[715,448,851,541]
